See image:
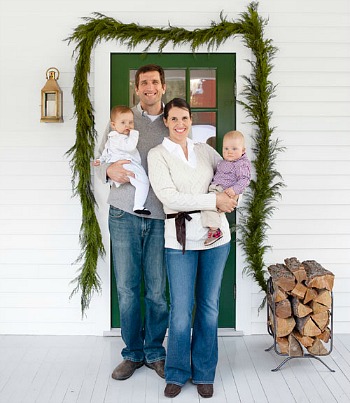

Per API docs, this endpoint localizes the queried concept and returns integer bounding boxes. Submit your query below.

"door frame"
[109,52,237,329]
[93,42,253,336]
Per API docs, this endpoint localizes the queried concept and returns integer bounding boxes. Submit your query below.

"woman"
[147,98,236,399]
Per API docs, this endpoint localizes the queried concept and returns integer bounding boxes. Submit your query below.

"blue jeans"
[109,206,168,363]
[164,243,230,385]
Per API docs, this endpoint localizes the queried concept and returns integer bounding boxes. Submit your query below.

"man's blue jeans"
[109,206,168,363]
[164,243,230,385]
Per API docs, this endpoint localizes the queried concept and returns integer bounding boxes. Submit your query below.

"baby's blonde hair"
[110,105,133,121]
[223,130,245,147]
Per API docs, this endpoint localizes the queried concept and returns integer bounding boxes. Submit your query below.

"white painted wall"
[0,0,349,335]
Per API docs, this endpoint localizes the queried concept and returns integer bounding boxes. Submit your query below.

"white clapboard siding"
[0,235,81,250]
[0,147,71,162]
[281,175,350,190]
[279,190,350,205]
[1,0,349,335]
[0,220,81,234]
[273,71,350,88]
[0,250,80,265]
[0,176,73,190]
[268,219,350,234]
[277,160,350,176]
[278,146,350,161]
[0,205,82,220]
[0,264,79,279]
[0,190,79,205]
[278,131,350,145]
[0,161,72,176]
[271,204,350,220]
[263,249,350,266]
[0,293,80,309]
[277,88,350,102]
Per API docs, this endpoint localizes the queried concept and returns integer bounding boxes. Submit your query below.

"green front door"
[110,53,237,328]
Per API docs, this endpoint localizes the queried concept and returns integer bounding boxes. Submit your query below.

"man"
[96,64,169,380]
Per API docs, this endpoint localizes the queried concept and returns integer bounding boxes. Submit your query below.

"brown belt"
[166,210,200,254]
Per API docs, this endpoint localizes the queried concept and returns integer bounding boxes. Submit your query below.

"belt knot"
[166,210,200,254]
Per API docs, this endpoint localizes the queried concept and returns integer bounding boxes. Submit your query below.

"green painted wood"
[110,53,236,328]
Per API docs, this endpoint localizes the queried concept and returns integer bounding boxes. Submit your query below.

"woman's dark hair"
[163,98,192,120]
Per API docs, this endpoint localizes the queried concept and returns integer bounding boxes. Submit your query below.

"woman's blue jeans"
[164,243,230,385]
[109,206,168,363]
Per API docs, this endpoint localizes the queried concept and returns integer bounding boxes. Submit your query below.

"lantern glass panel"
[44,93,57,116]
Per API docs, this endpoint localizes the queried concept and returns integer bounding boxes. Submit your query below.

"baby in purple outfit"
[202,130,251,245]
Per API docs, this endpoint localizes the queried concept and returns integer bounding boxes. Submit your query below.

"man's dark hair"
[134,64,165,88]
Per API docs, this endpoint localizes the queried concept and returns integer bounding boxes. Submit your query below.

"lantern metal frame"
[40,67,63,123]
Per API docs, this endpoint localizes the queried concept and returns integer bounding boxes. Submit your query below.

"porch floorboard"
[0,334,349,402]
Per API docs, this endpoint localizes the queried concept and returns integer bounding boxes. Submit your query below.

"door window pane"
[191,111,216,145]
[190,69,216,108]
[163,69,186,103]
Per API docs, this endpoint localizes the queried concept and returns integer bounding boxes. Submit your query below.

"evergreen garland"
[66,1,283,315]
[235,7,284,298]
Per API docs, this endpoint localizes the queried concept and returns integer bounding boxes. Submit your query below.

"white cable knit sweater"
[147,140,231,250]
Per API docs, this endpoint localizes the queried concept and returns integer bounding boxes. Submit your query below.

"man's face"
[135,71,166,110]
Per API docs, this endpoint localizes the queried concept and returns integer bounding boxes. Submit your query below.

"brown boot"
[164,383,182,398]
[111,360,144,380]
[145,360,165,378]
[197,384,214,398]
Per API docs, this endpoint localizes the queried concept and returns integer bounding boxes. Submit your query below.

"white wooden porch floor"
[1,334,350,403]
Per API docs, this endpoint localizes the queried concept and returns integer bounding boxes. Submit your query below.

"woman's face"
[164,106,192,144]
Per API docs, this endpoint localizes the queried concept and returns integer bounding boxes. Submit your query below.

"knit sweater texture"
[96,105,169,219]
[148,142,231,250]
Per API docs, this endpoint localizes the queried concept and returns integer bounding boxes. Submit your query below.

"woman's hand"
[216,192,238,213]
[106,160,135,183]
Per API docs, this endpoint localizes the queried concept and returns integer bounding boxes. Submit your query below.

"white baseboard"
[103,328,244,337]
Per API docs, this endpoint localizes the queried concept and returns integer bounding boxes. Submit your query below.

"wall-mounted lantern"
[40,67,63,123]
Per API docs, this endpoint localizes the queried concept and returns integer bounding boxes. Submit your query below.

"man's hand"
[216,192,238,213]
[106,160,135,183]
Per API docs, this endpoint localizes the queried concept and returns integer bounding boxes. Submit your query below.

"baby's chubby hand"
[224,187,236,198]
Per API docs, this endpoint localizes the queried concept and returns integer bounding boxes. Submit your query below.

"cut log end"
[307,339,329,356]
[303,260,335,291]
[288,333,304,357]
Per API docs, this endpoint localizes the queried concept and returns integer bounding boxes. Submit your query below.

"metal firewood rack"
[265,277,335,372]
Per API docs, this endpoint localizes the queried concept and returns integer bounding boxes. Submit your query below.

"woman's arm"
[148,147,236,213]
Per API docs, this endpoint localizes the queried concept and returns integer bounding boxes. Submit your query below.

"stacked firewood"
[267,257,334,357]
